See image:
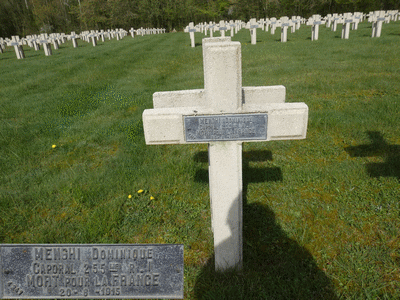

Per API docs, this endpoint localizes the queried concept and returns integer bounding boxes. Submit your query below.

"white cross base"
[142,37,308,271]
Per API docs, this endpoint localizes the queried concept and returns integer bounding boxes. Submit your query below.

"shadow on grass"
[345,131,400,180]
[193,149,338,299]
[26,53,42,58]
[194,150,281,183]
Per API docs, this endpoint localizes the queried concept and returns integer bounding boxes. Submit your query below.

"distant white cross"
[8,36,25,59]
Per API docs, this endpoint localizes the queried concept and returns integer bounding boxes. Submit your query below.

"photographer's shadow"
[193,149,338,299]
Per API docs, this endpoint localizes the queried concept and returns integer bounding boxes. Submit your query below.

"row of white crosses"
[4,34,57,59]
[1,27,166,59]
[386,10,399,21]
[186,16,307,47]
[267,16,305,43]
[189,14,378,46]
[243,16,304,44]
[130,27,166,37]
[185,20,245,47]
[142,37,308,271]
[327,11,397,39]
[2,32,78,58]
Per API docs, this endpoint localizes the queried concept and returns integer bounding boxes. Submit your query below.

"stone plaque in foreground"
[0,244,183,299]
[184,114,267,142]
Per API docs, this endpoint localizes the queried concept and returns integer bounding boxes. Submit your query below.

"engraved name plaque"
[0,244,183,299]
[184,114,267,142]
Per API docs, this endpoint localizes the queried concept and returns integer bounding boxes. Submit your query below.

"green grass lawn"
[1,20,400,299]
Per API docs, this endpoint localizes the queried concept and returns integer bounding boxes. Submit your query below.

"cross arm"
[152,85,286,109]
[142,103,308,145]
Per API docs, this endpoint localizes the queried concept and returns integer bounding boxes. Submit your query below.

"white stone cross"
[187,22,199,47]
[280,17,291,43]
[142,37,308,271]
[37,34,52,56]
[98,30,106,42]
[291,16,301,31]
[8,36,25,59]
[129,28,135,38]
[235,20,242,34]
[68,32,80,48]
[49,34,60,50]
[89,31,98,46]
[207,22,216,37]
[229,20,235,37]
[218,20,228,37]
[306,15,325,41]
[341,13,353,39]
[326,14,333,28]
[248,18,259,44]
[370,11,386,38]
[270,18,278,35]
[352,12,362,30]
[331,14,340,32]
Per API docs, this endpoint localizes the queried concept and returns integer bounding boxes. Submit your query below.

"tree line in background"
[1,0,399,37]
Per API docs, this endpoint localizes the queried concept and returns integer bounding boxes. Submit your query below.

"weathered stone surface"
[0,244,183,299]
[184,114,267,142]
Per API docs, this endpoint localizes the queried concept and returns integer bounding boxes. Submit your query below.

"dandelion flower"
[52,145,56,148]
[128,195,132,199]
[150,196,155,200]
[137,189,144,194]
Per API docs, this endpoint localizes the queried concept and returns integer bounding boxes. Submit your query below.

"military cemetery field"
[1,21,400,299]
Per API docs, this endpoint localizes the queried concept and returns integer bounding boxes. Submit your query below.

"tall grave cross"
[341,13,353,39]
[218,20,228,37]
[370,11,386,38]
[187,22,199,47]
[7,36,25,59]
[142,37,308,271]
[37,34,53,56]
[248,18,259,44]
[306,15,325,41]
[68,32,80,48]
[279,17,292,43]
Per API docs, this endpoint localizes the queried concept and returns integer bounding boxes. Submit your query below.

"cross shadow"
[26,54,41,58]
[345,131,400,180]
[193,149,338,299]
